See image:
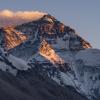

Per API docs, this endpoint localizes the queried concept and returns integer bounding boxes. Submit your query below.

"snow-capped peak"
[40,14,56,23]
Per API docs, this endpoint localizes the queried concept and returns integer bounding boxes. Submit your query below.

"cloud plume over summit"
[0,10,46,27]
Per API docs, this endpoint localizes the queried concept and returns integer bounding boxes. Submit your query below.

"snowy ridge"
[0,48,30,75]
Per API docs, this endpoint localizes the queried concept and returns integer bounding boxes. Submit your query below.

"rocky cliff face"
[0,14,99,100]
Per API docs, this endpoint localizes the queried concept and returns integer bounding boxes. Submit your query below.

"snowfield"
[75,49,100,67]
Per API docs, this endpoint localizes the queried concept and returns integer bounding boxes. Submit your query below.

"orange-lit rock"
[2,26,27,50]
[39,40,64,65]
[82,40,92,48]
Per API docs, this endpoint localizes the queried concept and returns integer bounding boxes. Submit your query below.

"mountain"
[0,14,100,100]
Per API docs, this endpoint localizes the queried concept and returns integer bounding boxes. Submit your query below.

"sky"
[0,0,100,49]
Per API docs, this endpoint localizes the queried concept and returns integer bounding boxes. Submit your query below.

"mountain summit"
[0,14,100,100]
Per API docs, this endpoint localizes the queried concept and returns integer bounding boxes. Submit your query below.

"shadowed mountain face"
[0,69,88,100]
[0,14,99,100]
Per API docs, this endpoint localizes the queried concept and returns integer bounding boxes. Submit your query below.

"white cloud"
[0,10,46,27]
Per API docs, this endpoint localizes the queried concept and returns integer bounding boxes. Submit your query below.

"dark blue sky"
[0,0,100,48]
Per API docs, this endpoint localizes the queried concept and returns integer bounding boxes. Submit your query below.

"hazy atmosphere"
[0,0,100,48]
